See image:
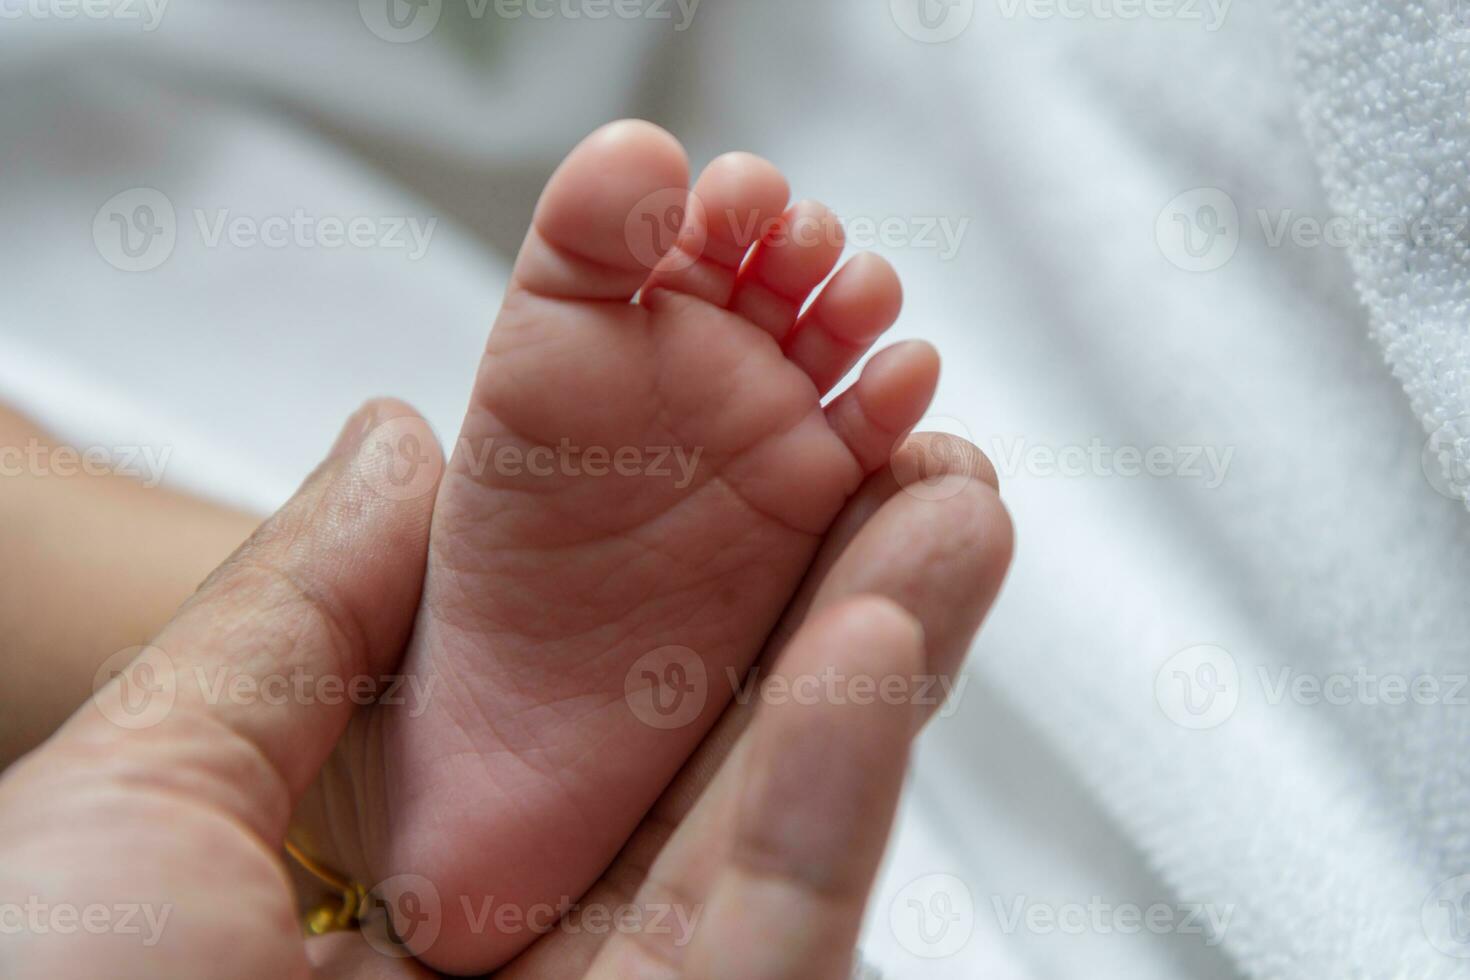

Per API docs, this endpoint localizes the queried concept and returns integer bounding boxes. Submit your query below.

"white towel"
[1285,0,1470,499]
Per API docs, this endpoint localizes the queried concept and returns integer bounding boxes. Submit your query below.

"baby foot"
[349,121,938,973]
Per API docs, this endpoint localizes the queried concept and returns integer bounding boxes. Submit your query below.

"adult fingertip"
[890,431,1001,495]
[337,399,446,509]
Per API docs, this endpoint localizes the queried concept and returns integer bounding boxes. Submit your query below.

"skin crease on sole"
[309,121,960,975]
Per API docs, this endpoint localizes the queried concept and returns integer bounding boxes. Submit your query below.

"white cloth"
[2,1,1467,976]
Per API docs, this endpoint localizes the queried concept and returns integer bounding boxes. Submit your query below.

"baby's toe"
[512,119,690,301]
[784,252,904,396]
[729,200,847,341]
[826,340,941,472]
[640,151,790,308]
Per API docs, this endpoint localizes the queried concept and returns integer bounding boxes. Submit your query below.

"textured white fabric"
[2,2,1467,977]
[1284,0,1470,505]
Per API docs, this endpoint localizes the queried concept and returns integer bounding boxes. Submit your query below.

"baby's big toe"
[512,119,690,301]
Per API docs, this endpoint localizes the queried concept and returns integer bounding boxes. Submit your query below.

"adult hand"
[0,399,440,979]
[0,400,1009,979]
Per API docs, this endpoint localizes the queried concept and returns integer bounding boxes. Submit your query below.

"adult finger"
[0,399,443,980]
[76,398,444,845]
[583,596,923,980]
